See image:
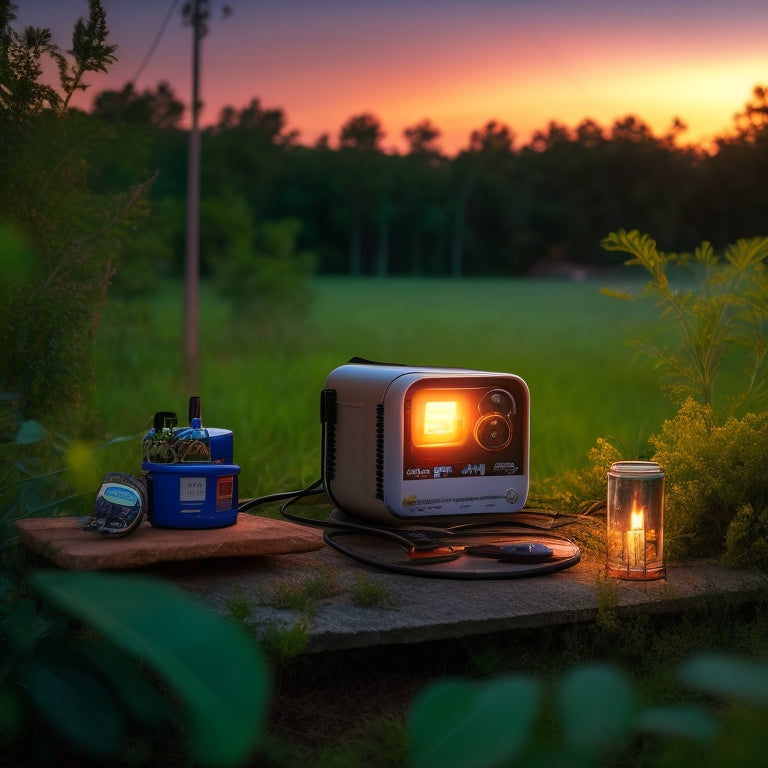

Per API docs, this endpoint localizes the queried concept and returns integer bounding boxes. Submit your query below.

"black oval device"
[465,542,554,563]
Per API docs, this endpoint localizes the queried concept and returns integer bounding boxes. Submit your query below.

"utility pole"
[183,0,208,394]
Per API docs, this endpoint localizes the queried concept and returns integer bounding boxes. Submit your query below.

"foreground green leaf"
[407,674,541,768]
[31,570,271,768]
[636,703,720,744]
[678,653,768,708]
[557,662,635,753]
[14,420,46,445]
[17,661,124,757]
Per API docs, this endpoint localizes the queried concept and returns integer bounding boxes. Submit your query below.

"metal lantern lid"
[608,460,664,478]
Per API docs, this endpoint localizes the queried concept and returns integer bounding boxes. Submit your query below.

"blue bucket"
[208,427,234,464]
[142,461,240,529]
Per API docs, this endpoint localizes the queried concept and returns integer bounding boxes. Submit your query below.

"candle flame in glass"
[627,504,645,567]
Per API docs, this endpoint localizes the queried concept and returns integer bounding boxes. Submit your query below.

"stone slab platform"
[144,529,768,654]
[17,514,768,654]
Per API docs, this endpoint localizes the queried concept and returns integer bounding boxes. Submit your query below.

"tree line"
[91,80,768,287]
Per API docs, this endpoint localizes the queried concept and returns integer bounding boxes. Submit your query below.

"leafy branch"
[0,0,116,117]
[57,0,116,108]
[601,229,768,417]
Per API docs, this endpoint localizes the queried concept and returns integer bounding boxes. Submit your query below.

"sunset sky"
[13,0,768,155]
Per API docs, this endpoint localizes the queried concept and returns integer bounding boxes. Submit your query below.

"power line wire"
[130,0,182,85]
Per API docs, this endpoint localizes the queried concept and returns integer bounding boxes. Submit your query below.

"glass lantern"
[606,461,665,580]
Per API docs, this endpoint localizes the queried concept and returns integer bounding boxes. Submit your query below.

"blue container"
[208,428,234,464]
[143,461,240,529]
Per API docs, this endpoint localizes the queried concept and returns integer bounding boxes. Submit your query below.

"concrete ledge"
[147,538,768,654]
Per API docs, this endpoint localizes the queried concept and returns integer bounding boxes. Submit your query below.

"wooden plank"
[15,514,324,571]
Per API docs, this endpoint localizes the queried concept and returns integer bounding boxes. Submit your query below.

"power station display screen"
[402,378,526,481]
[411,391,467,447]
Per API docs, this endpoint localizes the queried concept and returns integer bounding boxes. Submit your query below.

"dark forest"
[89,80,768,284]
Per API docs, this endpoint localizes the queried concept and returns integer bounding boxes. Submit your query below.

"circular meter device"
[321,361,530,525]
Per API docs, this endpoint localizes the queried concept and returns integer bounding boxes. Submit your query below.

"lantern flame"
[627,504,645,568]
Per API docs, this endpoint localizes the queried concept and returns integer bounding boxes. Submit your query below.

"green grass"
[256,565,341,616]
[92,276,674,500]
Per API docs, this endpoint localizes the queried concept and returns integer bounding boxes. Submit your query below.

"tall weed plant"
[598,229,768,564]
[601,229,768,416]
[0,1,150,432]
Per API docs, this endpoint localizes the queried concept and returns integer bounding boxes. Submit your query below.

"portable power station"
[321,361,530,525]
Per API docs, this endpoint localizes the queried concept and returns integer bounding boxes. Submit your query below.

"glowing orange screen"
[410,389,471,447]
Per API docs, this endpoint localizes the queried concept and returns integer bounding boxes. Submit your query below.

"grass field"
[93,276,675,501]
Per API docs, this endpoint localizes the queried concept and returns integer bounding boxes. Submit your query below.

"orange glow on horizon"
[15,1,768,155]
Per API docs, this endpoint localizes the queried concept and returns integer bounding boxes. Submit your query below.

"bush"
[213,216,315,325]
[722,503,768,570]
[648,399,768,561]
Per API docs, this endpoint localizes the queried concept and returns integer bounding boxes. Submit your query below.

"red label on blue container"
[216,476,234,511]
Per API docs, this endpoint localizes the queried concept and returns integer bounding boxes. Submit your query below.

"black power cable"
[129,0,182,85]
[237,476,583,579]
